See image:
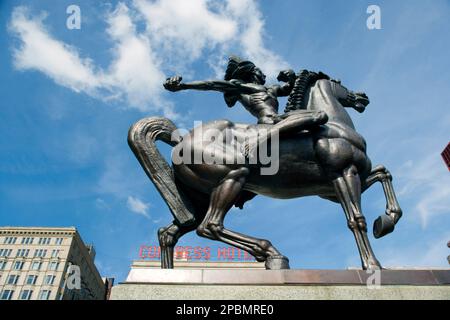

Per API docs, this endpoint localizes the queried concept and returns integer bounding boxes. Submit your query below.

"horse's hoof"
[265,256,290,270]
[373,215,395,239]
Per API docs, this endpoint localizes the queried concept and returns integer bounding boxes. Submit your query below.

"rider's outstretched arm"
[178,80,242,93]
[164,76,255,94]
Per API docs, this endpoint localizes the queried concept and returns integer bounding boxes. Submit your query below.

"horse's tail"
[127,117,196,226]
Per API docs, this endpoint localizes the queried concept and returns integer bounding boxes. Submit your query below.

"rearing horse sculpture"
[128,66,402,271]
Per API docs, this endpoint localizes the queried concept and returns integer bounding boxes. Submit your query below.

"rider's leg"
[244,110,328,158]
[333,165,381,270]
[363,165,403,238]
[273,110,328,134]
[196,167,289,269]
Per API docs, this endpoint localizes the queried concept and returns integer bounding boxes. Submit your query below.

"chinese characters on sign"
[139,245,256,261]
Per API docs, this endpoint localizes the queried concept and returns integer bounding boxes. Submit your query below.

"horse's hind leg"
[196,167,289,269]
[158,222,197,268]
[364,165,403,238]
[333,165,381,270]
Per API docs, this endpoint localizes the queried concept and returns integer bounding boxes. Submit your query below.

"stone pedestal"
[110,262,450,300]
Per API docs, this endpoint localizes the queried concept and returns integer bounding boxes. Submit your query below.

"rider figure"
[164,56,295,125]
[164,56,329,156]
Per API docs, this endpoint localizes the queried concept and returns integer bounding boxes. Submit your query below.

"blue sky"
[1,0,449,281]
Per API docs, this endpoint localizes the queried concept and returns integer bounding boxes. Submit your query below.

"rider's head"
[224,56,266,85]
[252,67,266,85]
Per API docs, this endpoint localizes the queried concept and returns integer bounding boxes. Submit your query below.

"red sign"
[139,245,255,261]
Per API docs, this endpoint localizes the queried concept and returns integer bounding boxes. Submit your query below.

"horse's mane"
[284,70,330,113]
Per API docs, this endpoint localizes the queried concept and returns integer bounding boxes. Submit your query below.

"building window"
[21,237,34,245]
[26,275,38,285]
[34,249,47,258]
[39,290,51,300]
[49,262,59,271]
[0,290,14,300]
[55,238,64,245]
[4,237,17,244]
[44,275,56,285]
[7,274,19,285]
[0,261,7,270]
[38,238,51,245]
[16,249,30,257]
[31,261,42,271]
[20,290,33,300]
[13,261,25,270]
[51,249,60,258]
[0,249,12,257]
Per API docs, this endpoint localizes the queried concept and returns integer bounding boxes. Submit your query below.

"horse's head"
[348,91,370,113]
[339,89,370,113]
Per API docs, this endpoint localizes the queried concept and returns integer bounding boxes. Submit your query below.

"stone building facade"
[0,226,106,300]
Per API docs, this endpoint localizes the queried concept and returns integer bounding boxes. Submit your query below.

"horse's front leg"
[333,165,381,270]
[196,167,290,270]
[363,165,403,238]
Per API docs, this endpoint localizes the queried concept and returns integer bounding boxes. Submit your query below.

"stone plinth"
[110,262,450,300]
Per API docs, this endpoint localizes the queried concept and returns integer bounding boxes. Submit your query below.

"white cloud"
[8,5,170,114]
[134,0,236,61]
[9,7,101,94]
[224,0,288,78]
[127,196,150,218]
[105,3,171,113]
[134,0,288,78]
[8,1,287,114]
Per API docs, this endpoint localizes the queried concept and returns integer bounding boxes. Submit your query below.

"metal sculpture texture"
[128,56,402,270]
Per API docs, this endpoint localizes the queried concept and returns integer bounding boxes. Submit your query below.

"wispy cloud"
[381,232,450,268]
[8,1,287,115]
[9,6,101,94]
[134,0,288,78]
[224,0,288,78]
[397,153,450,229]
[96,154,146,199]
[8,5,172,115]
[104,3,171,113]
[127,196,150,219]
[134,0,237,62]
[95,198,111,211]
[66,132,97,164]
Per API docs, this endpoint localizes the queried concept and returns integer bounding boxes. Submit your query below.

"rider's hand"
[277,69,295,83]
[163,76,183,92]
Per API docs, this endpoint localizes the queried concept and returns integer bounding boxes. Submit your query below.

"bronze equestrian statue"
[128,56,403,270]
